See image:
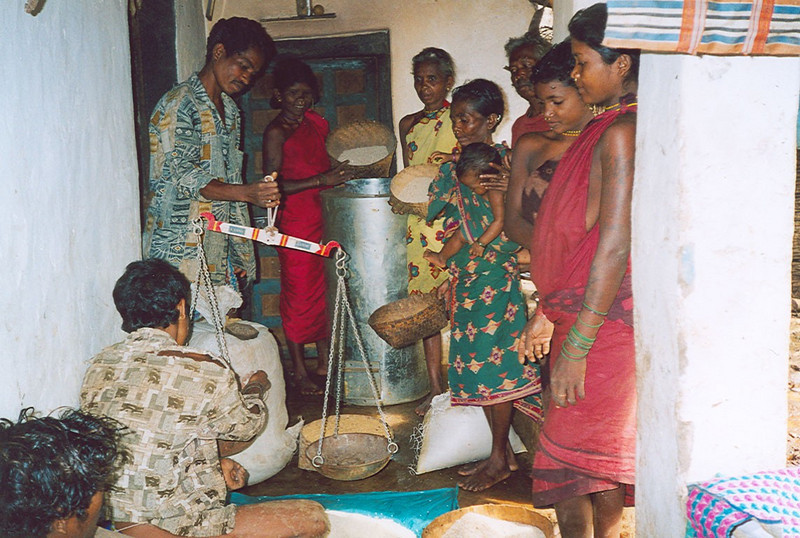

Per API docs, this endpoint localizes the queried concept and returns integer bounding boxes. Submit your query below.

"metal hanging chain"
[312,250,398,468]
[313,250,347,468]
[339,265,397,454]
[190,217,232,368]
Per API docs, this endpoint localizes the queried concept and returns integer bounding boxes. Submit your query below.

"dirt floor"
[240,359,635,536]
[240,314,800,536]
[787,317,800,465]
[238,315,800,536]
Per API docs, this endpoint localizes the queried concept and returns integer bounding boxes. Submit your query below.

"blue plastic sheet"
[230,487,459,537]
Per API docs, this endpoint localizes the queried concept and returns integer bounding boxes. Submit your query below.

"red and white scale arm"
[199,212,341,258]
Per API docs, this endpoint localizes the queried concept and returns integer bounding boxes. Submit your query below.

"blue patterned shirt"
[143,74,255,285]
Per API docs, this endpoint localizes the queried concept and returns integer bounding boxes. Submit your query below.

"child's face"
[459,169,487,195]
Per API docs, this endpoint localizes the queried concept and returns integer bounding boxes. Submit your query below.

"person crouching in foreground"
[0,408,124,538]
[0,407,125,538]
[80,259,328,537]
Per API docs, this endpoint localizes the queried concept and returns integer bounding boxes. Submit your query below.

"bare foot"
[458,457,512,492]
[415,393,435,417]
[506,444,519,472]
[314,361,329,377]
[457,460,482,476]
[292,374,323,396]
[459,446,518,476]
[423,249,446,269]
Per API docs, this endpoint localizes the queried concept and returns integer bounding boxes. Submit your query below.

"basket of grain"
[327,120,396,179]
[422,504,555,538]
[368,293,448,349]
[389,163,439,218]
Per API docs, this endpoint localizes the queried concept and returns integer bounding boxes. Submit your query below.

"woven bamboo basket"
[422,504,555,538]
[389,163,439,218]
[368,293,448,349]
[327,120,397,179]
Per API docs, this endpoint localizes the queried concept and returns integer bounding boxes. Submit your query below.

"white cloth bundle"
[191,283,242,322]
[189,319,301,485]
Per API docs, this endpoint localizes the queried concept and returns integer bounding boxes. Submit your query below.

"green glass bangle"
[566,329,593,346]
[576,315,604,329]
[560,344,588,359]
[560,350,587,362]
[566,340,592,354]
[569,325,596,344]
[566,338,593,353]
[582,302,609,317]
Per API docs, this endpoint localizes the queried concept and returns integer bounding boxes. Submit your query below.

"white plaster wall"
[175,0,207,80]
[209,0,537,151]
[0,1,140,419]
[552,0,599,42]
[634,54,799,535]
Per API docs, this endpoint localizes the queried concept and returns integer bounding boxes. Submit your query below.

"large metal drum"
[321,177,428,406]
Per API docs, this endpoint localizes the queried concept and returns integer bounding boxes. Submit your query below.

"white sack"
[189,320,300,485]
[412,392,526,475]
[190,283,242,322]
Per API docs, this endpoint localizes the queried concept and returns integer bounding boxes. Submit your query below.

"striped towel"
[686,468,800,537]
[604,0,800,56]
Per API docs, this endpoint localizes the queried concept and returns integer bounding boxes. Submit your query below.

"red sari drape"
[529,97,637,507]
[276,110,331,344]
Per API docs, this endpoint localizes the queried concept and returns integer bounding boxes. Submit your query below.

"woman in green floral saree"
[426,79,542,492]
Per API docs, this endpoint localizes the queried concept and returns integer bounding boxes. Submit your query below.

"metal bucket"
[321,177,428,406]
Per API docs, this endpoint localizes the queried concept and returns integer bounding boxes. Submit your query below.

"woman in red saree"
[262,58,353,396]
[518,4,640,536]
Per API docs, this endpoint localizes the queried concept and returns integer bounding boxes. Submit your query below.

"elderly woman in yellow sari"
[397,47,458,416]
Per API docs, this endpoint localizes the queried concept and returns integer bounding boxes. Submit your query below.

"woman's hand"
[479,152,512,192]
[516,248,531,267]
[550,354,586,408]
[469,242,486,258]
[428,151,453,165]
[436,279,451,299]
[517,311,554,364]
[319,161,355,187]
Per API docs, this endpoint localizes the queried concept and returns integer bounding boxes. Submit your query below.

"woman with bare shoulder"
[262,58,353,397]
[518,4,640,536]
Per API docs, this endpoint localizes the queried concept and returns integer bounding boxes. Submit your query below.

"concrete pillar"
[633,54,800,534]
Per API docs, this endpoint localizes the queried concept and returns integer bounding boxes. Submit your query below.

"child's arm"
[424,230,466,268]
[470,190,505,257]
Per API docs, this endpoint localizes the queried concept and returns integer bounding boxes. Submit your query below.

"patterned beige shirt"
[81,328,266,536]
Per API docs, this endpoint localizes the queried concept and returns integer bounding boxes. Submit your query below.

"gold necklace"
[604,101,638,112]
[563,129,582,137]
